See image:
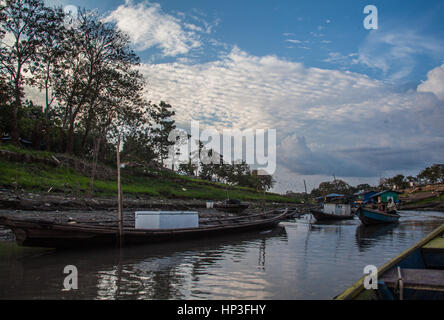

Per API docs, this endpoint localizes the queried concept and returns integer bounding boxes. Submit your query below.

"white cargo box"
[323,204,351,216]
[135,211,199,230]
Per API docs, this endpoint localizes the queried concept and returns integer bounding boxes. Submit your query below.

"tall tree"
[0,0,53,144]
[53,9,141,154]
[30,5,65,150]
[151,101,176,165]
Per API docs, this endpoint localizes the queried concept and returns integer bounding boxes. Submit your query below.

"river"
[0,210,443,300]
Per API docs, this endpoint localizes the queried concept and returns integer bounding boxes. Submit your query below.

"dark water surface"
[0,211,443,300]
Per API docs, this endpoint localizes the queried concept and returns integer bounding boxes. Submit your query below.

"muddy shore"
[0,189,308,211]
[0,190,315,242]
[399,201,444,212]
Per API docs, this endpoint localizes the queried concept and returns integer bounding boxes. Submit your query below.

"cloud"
[285,39,302,44]
[139,48,444,179]
[417,63,444,100]
[104,0,202,56]
[279,135,374,177]
[355,29,444,80]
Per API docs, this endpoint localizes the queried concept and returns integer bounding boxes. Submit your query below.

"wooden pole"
[116,132,123,247]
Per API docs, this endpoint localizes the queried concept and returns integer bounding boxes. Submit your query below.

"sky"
[44,0,444,193]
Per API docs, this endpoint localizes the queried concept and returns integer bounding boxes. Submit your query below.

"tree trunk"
[11,79,21,145]
[32,120,42,150]
[116,133,124,247]
[88,136,101,197]
[10,102,19,145]
[66,116,75,154]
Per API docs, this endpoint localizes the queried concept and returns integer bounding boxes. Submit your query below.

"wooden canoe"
[214,203,249,214]
[356,207,400,225]
[0,209,288,249]
[336,223,444,300]
[310,209,355,221]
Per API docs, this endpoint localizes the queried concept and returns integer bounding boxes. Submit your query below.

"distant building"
[369,190,402,203]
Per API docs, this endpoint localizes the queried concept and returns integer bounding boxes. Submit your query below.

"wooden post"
[116,132,123,247]
[89,136,101,198]
[262,189,266,213]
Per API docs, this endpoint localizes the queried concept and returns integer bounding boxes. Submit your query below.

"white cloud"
[104,0,201,56]
[285,39,302,44]
[417,63,444,100]
[139,48,444,184]
[355,29,444,80]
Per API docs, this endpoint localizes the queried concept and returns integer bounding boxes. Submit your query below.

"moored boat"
[311,195,355,221]
[336,223,444,300]
[310,209,355,221]
[0,209,287,249]
[356,206,400,225]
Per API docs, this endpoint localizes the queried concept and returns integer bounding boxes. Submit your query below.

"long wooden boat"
[356,206,400,225]
[0,209,287,249]
[310,209,355,221]
[336,223,444,300]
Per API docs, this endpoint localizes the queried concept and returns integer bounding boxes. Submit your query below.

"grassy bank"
[0,146,297,203]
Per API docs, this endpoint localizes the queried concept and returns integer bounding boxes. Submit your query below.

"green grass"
[0,158,298,203]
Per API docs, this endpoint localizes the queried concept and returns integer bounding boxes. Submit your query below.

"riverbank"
[0,145,297,204]
[399,184,444,212]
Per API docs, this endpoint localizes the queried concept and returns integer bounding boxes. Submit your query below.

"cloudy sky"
[46,0,444,193]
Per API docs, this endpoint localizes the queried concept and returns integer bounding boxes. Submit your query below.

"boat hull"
[310,210,355,221]
[0,210,287,249]
[356,207,400,225]
[336,224,444,300]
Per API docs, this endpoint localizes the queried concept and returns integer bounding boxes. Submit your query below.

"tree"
[53,9,141,154]
[179,159,198,176]
[151,101,176,165]
[121,127,157,165]
[356,184,372,192]
[30,5,65,150]
[311,179,354,197]
[0,0,55,144]
[418,164,444,184]
[250,172,275,192]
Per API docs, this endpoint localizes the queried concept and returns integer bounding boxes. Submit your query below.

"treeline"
[178,147,274,191]
[0,0,275,192]
[380,164,444,190]
[287,164,444,199]
[308,180,369,198]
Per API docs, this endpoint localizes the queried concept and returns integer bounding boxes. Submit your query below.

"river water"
[0,210,443,300]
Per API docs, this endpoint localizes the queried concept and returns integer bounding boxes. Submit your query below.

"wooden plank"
[381,268,444,292]
[422,234,444,250]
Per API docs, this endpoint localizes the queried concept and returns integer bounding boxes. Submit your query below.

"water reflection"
[355,224,399,252]
[0,226,287,300]
[0,211,443,300]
